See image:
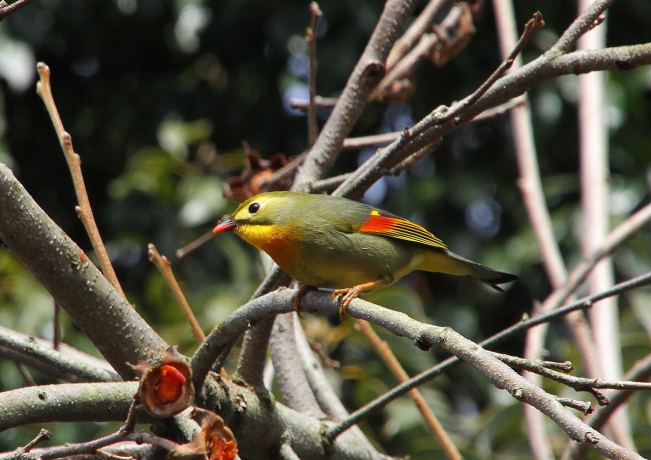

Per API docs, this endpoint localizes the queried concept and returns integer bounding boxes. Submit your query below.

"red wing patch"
[358,210,447,250]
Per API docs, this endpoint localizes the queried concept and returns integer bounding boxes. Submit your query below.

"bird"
[213,191,517,318]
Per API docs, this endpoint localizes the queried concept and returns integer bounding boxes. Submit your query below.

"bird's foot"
[332,278,389,321]
[332,287,362,321]
[292,285,317,318]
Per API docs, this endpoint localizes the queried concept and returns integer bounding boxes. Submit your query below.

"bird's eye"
[248,202,260,214]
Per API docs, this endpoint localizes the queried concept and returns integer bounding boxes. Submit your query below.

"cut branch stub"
[131,346,195,418]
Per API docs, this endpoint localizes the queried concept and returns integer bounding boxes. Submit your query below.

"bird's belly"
[286,233,417,289]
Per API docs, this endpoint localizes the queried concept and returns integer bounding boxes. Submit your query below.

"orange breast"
[235,224,302,275]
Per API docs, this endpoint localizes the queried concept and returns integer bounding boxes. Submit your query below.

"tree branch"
[293,0,418,189]
[0,0,34,21]
[0,326,120,382]
[0,163,167,378]
[0,382,137,432]
[36,63,125,299]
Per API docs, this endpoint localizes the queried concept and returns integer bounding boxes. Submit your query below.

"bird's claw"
[332,288,361,321]
[292,285,317,319]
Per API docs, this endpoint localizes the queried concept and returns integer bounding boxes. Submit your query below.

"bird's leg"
[291,285,318,318]
[333,278,388,320]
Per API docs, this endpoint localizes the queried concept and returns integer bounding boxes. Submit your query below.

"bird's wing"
[333,206,448,250]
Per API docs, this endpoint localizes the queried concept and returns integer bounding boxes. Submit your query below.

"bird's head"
[213,191,295,234]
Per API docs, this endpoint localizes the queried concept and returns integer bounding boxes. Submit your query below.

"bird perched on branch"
[214,191,517,318]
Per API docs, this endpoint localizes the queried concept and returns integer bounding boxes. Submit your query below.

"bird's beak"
[213,220,238,233]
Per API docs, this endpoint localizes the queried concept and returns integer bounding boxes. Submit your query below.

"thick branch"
[0,382,137,432]
[0,163,167,378]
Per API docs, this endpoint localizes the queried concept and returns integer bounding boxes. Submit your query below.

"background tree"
[0,0,650,459]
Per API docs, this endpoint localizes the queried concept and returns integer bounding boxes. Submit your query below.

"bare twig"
[24,429,51,452]
[35,63,126,299]
[191,283,646,459]
[355,319,464,460]
[370,3,466,102]
[15,363,36,386]
[310,173,352,193]
[290,96,338,111]
[0,0,34,20]
[257,152,307,192]
[293,0,418,189]
[304,295,642,459]
[562,352,651,460]
[36,431,175,460]
[492,352,651,402]
[175,230,216,260]
[333,43,651,202]
[388,140,440,175]
[340,97,524,154]
[342,132,401,150]
[53,302,61,351]
[119,398,142,435]
[148,244,205,343]
[306,2,323,146]
[386,0,452,69]
[556,398,593,415]
[434,12,544,126]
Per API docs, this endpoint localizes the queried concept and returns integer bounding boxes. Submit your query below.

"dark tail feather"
[449,252,518,291]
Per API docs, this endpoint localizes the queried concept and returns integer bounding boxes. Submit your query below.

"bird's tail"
[419,249,518,291]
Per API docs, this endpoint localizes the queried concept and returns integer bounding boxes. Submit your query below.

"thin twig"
[36,431,175,460]
[293,0,419,190]
[342,131,401,150]
[371,2,464,101]
[562,352,651,460]
[257,151,307,191]
[175,230,217,260]
[35,63,126,300]
[492,352,651,401]
[15,363,36,386]
[355,319,464,460]
[24,429,51,452]
[556,398,593,415]
[289,96,338,111]
[119,398,142,435]
[306,2,322,147]
[434,12,544,126]
[331,43,651,203]
[53,302,60,351]
[310,173,352,193]
[388,140,440,175]
[0,0,34,20]
[386,0,452,69]
[341,97,524,155]
[148,244,205,343]
[470,95,527,122]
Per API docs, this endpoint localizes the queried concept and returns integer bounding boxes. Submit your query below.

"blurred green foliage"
[0,0,650,457]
